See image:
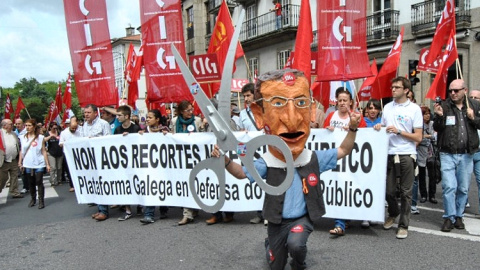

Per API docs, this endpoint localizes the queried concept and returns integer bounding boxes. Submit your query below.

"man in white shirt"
[374,77,423,239]
[0,119,24,198]
[59,117,82,192]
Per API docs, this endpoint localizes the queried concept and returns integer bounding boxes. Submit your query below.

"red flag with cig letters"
[63,72,72,109]
[63,0,117,107]
[139,0,191,104]
[316,0,371,81]
[425,30,458,100]
[4,94,12,120]
[425,0,456,67]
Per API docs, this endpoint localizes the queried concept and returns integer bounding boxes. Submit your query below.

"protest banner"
[64,128,388,222]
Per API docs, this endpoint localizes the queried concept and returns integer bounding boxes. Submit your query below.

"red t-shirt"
[275,3,282,16]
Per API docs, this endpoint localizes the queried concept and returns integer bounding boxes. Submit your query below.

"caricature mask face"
[251,76,314,161]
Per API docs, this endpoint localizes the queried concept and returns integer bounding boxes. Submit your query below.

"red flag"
[208,0,244,74]
[425,0,456,66]
[371,27,404,99]
[317,0,371,81]
[140,0,191,104]
[127,81,139,109]
[131,44,143,82]
[358,59,378,101]
[45,102,55,127]
[291,0,312,85]
[425,30,458,100]
[14,97,26,120]
[124,43,135,80]
[63,0,117,107]
[0,130,5,153]
[4,94,12,120]
[55,84,63,113]
[312,81,332,112]
[63,72,72,109]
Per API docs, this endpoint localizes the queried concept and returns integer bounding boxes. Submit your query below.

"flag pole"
[24,108,31,119]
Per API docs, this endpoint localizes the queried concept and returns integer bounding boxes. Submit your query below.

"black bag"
[427,143,441,184]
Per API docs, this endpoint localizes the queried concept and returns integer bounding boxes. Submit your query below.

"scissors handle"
[189,156,226,213]
[241,135,294,195]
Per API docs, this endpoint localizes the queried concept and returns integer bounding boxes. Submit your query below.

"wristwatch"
[397,130,402,135]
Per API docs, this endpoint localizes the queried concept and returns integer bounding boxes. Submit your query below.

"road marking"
[408,225,480,242]
[0,176,59,204]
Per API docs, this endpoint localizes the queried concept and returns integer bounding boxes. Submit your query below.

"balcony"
[239,4,300,51]
[366,10,400,44]
[411,0,471,35]
[208,0,237,12]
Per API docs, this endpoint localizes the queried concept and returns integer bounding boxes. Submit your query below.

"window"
[187,7,194,40]
[246,4,257,38]
[277,50,291,70]
[248,57,259,80]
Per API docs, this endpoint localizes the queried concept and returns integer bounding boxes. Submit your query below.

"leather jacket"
[433,97,480,154]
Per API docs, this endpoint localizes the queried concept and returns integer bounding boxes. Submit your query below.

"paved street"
[1,175,480,270]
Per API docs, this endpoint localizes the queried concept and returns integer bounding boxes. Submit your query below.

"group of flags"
[4,94,26,121]
[358,0,458,104]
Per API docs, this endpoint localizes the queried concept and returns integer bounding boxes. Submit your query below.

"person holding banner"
[374,77,423,239]
[212,69,361,270]
[323,88,366,235]
[171,101,204,225]
[73,104,112,221]
[18,119,51,209]
[139,109,170,224]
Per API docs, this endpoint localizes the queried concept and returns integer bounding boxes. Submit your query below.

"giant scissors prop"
[171,9,294,213]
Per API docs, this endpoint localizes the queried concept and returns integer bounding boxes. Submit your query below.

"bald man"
[433,80,480,232]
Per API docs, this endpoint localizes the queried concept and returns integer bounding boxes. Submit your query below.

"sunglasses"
[449,88,464,93]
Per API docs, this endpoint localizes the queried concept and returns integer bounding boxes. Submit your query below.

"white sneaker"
[361,220,370,228]
[396,228,408,239]
[264,219,268,226]
[20,188,27,194]
[411,206,420,215]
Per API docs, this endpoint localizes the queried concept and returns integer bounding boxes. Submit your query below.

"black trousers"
[266,215,313,270]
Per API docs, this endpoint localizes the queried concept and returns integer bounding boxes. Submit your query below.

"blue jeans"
[334,219,346,231]
[412,175,419,207]
[473,151,480,213]
[440,153,473,221]
[98,205,109,216]
[276,15,282,29]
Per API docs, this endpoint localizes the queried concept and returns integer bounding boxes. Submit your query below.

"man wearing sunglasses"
[433,79,480,232]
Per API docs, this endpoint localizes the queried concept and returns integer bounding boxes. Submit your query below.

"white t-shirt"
[326,111,350,129]
[20,135,46,169]
[381,100,423,155]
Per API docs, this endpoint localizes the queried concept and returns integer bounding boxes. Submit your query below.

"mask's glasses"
[256,96,312,109]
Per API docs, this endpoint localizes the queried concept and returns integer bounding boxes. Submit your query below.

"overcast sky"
[0,0,141,88]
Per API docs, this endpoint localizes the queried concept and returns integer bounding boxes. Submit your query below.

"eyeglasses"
[390,86,404,90]
[449,88,465,93]
[183,108,194,113]
[256,96,312,108]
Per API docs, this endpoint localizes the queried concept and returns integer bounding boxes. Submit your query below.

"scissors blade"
[217,9,245,123]
[171,44,238,151]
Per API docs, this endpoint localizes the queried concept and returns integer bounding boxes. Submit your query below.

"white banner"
[64,129,388,221]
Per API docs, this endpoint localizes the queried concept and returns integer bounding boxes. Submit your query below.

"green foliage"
[1,76,81,122]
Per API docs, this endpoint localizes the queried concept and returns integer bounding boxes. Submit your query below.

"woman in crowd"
[18,119,50,209]
[139,109,170,224]
[324,89,366,235]
[171,100,204,225]
[417,106,437,204]
[44,123,63,186]
[364,99,382,127]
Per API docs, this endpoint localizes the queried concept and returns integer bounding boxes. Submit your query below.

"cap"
[65,119,71,124]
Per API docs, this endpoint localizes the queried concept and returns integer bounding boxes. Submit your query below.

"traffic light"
[408,60,420,86]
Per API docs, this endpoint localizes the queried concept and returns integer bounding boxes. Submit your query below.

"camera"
[435,96,442,104]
